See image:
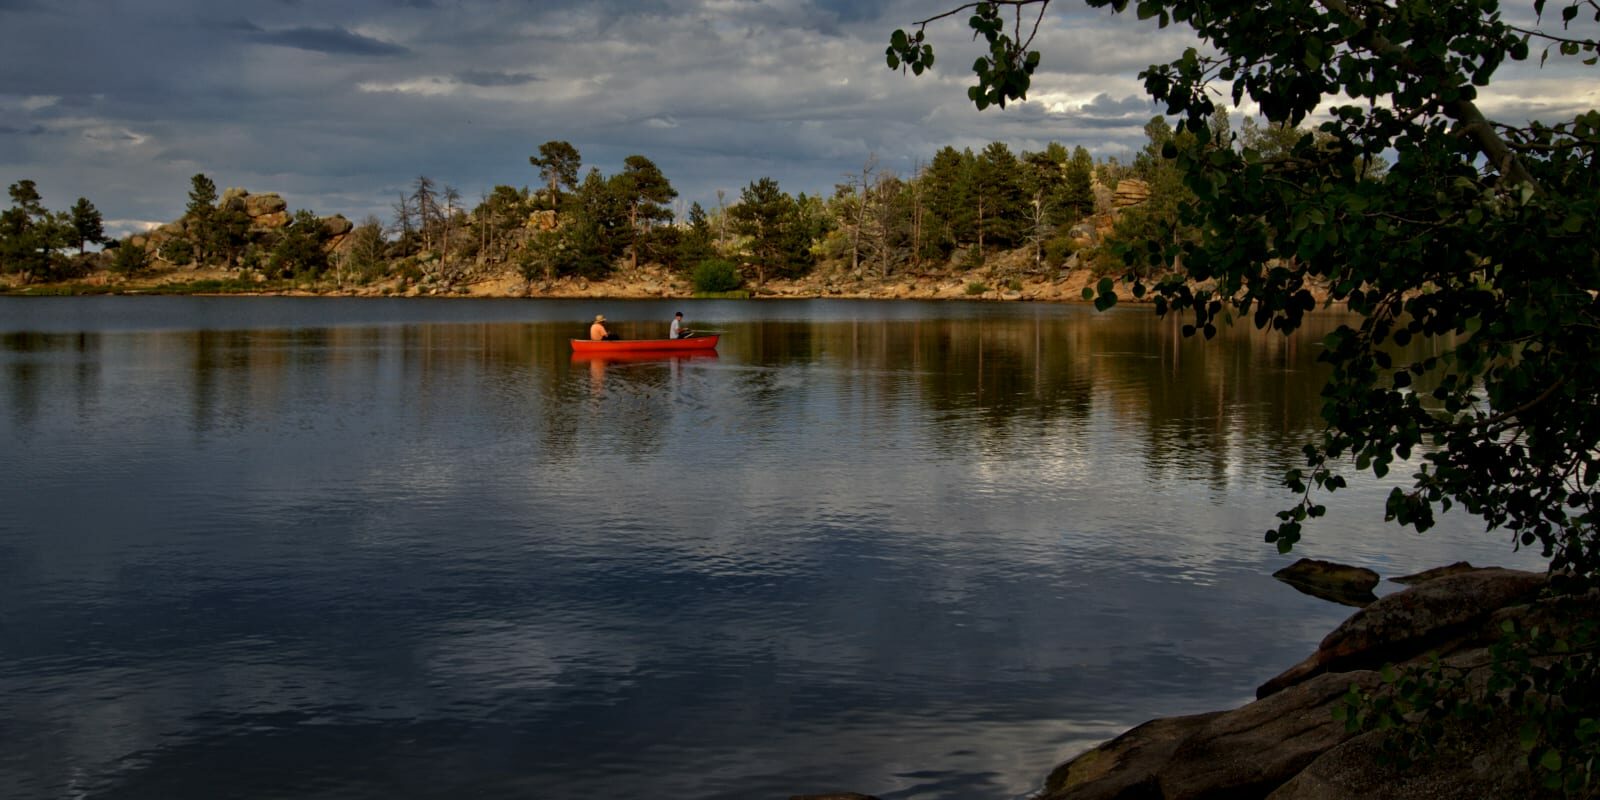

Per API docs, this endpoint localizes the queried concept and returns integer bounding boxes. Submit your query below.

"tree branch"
[1316,0,1544,193]
[910,0,1050,30]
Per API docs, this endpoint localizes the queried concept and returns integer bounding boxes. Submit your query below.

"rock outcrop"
[1039,566,1572,800]
[1389,561,1476,585]
[243,191,287,218]
[1113,179,1151,208]
[1256,567,1547,699]
[1272,558,1380,607]
[128,188,353,265]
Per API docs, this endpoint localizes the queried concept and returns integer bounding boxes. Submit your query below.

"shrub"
[266,210,329,279]
[395,259,424,284]
[52,253,94,281]
[960,244,984,270]
[1086,245,1124,277]
[110,244,150,276]
[965,281,989,295]
[691,258,742,294]
[158,237,193,266]
[1044,231,1078,266]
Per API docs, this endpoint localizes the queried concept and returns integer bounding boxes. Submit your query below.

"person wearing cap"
[670,311,687,339]
[590,314,616,341]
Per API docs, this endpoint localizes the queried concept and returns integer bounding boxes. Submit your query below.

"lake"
[0,296,1545,800]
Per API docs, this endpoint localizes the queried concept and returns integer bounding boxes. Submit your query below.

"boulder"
[1043,671,1384,800]
[1037,565,1568,799]
[1272,558,1379,607]
[1154,670,1383,800]
[1043,712,1224,800]
[528,209,558,231]
[1113,179,1150,207]
[245,192,287,217]
[219,187,249,213]
[250,211,291,231]
[1267,712,1534,799]
[321,214,353,237]
[142,228,173,249]
[1390,561,1475,585]
[1257,568,1545,698]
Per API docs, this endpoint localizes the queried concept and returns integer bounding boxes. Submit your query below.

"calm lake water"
[0,296,1545,800]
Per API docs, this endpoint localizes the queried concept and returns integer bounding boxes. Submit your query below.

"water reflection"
[0,299,1542,800]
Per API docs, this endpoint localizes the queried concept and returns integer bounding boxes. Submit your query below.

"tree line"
[0,180,110,282]
[2,113,1372,293]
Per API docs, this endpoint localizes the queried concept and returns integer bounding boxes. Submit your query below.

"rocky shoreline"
[794,564,1586,800]
[1,256,1118,304]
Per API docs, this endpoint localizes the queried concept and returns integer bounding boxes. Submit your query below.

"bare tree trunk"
[629,204,639,272]
[977,195,985,253]
[716,189,727,250]
[848,156,876,274]
[910,161,924,271]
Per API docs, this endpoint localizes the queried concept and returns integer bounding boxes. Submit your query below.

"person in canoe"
[670,311,692,339]
[590,314,618,341]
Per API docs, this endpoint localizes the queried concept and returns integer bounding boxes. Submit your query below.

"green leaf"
[1521,720,1540,749]
[1539,748,1562,771]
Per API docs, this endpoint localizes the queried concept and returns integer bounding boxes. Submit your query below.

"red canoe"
[570,334,720,354]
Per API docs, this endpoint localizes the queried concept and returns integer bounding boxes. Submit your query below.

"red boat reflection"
[570,350,720,365]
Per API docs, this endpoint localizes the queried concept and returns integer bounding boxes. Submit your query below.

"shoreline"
[1,261,1124,304]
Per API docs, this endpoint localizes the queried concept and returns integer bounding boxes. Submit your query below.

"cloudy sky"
[2,0,1595,238]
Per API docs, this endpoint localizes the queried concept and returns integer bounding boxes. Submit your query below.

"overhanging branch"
[1315,0,1544,192]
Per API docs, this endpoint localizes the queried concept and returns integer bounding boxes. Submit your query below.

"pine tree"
[68,197,106,255]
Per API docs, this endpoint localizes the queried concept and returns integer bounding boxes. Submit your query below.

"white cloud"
[19,94,61,111]
[105,218,164,238]
[355,77,461,96]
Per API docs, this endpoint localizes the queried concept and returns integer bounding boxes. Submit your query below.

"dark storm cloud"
[1075,93,1162,127]
[0,124,50,135]
[247,25,410,56]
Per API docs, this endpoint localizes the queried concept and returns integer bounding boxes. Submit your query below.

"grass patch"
[134,278,275,295]
[1,276,282,296]
[1,282,133,296]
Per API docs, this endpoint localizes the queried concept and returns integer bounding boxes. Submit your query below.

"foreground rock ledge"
[1039,566,1567,800]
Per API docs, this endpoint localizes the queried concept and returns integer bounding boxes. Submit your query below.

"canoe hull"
[570,335,719,354]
